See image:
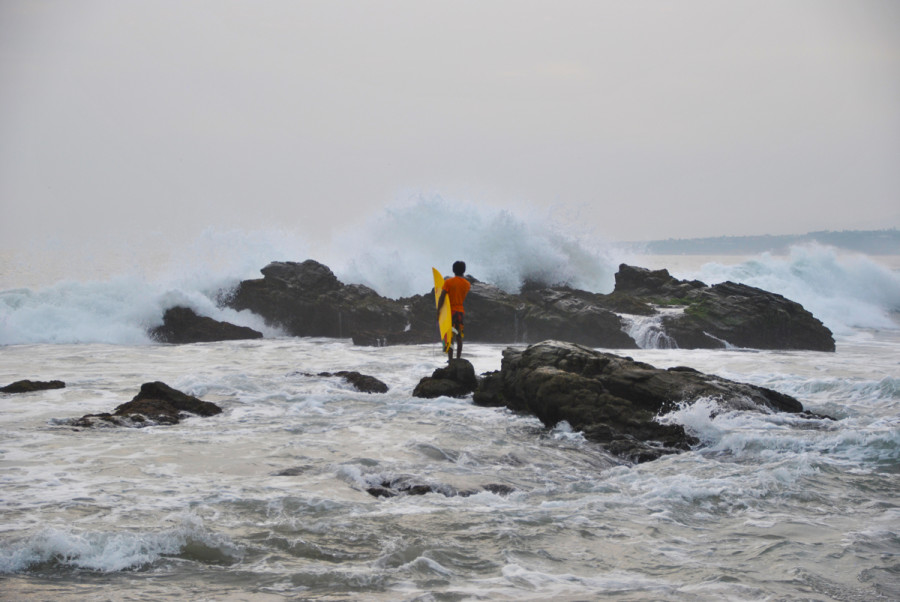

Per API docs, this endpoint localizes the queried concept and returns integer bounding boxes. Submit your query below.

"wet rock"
[364,476,515,499]
[223,260,834,351]
[412,359,477,399]
[474,340,811,462]
[226,260,408,338]
[318,371,389,394]
[1,380,65,393]
[614,265,835,351]
[71,381,222,428]
[150,306,263,344]
[272,466,313,476]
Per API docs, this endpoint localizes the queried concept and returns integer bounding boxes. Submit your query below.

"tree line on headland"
[628,229,900,255]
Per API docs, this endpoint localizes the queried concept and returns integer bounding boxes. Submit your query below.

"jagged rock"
[1,380,65,393]
[222,260,834,351]
[150,306,263,344]
[226,260,408,338]
[318,371,389,394]
[474,340,812,462]
[412,359,478,399]
[71,381,222,428]
[614,265,835,351]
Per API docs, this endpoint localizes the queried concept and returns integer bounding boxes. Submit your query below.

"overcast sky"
[1,0,898,255]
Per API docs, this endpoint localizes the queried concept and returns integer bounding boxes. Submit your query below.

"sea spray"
[329,195,625,298]
[680,244,900,334]
[2,201,898,345]
[0,227,306,345]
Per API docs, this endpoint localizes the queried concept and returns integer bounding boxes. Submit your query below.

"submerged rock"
[149,306,263,344]
[412,359,478,399]
[318,371,389,394]
[474,340,811,462]
[364,475,515,499]
[1,380,65,393]
[72,381,222,428]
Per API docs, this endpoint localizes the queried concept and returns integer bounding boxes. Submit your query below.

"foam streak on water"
[1,331,898,600]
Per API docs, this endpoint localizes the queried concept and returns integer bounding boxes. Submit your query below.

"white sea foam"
[679,244,900,334]
[330,194,625,297]
[0,517,239,574]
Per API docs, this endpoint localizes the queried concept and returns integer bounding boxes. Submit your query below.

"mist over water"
[1,197,898,346]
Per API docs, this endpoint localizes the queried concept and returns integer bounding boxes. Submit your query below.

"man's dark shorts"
[452,311,464,339]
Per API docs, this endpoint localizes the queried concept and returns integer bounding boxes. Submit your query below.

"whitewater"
[2,201,899,600]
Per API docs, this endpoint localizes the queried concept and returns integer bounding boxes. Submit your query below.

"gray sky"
[2,0,898,255]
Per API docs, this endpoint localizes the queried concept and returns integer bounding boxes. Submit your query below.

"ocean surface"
[2,206,899,600]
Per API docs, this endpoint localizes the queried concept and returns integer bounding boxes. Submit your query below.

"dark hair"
[452,261,466,276]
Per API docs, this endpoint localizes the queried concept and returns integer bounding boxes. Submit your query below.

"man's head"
[452,261,466,276]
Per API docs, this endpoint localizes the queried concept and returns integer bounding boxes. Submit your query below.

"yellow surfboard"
[432,267,453,353]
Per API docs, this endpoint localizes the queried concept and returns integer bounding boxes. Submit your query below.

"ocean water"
[2,201,899,600]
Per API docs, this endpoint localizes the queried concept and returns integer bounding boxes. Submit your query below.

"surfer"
[437,261,471,362]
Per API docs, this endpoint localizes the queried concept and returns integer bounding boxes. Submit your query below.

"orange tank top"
[442,276,471,313]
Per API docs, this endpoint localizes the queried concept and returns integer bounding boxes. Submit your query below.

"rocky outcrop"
[71,381,222,428]
[614,265,836,351]
[221,260,835,352]
[150,306,263,344]
[1,380,65,393]
[474,340,812,462]
[412,359,478,399]
[226,260,408,339]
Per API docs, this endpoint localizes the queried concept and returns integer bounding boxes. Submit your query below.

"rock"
[1,380,65,393]
[150,306,263,344]
[226,260,408,338]
[222,260,834,351]
[318,371,389,394]
[364,475,515,499]
[72,381,222,428]
[613,265,835,351]
[412,359,478,399]
[474,340,811,462]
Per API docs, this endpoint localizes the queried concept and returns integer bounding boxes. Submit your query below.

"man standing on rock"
[438,260,471,362]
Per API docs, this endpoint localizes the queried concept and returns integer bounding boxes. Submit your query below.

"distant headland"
[626,229,900,255]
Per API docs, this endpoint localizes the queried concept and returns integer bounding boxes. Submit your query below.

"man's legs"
[452,312,464,360]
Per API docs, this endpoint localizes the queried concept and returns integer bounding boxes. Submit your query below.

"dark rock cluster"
[473,340,815,462]
[613,264,836,351]
[227,260,409,341]
[181,259,832,352]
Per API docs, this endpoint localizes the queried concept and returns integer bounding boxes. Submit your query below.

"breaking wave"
[1,196,897,344]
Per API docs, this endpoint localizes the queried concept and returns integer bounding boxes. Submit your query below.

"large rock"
[71,381,222,428]
[227,260,408,338]
[413,359,478,399]
[614,265,835,351]
[222,260,834,352]
[474,340,811,462]
[150,306,263,344]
